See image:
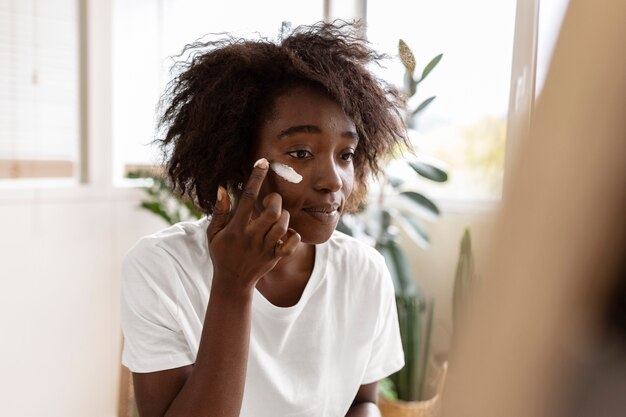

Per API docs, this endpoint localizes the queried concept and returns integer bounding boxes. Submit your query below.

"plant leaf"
[177,195,203,219]
[378,378,398,401]
[386,172,406,188]
[398,39,416,74]
[453,228,474,335]
[378,244,403,295]
[418,298,435,399]
[394,212,431,249]
[379,239,417,295]
[411,96,437,117]
[394,294,426,401]
[386,194,436,222]
[404,71,417,98]
[395,296,410,398]
[140,201,173,225]
[410,296,422,400]
[407,159,448,182]
[416,53,443,84]
[399,191,440,218]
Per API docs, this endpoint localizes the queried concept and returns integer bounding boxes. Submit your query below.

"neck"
[264,241,315,282]
[255,241,316,307]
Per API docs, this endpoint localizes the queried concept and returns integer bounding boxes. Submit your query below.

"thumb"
[207,186,230,242]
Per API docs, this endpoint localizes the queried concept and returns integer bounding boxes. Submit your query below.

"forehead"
[263,86,356,132]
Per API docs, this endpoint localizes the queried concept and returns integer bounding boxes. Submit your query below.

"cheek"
[259,171,302,207]
[341,166,355,194]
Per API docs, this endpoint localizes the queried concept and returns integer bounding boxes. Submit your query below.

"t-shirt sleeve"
[361,254,405,384]
[120,240,194,373]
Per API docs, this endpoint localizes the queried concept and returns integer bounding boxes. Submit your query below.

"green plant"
[127,170,203,225]
[338,40,446,402]
[453,228,475,342]
[398,39,442,130]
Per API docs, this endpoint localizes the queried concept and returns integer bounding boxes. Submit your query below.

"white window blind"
[0,0,79,181]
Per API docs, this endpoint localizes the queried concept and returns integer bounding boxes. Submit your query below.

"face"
[252,86,357,244]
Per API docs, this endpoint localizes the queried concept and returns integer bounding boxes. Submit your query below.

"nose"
[312,156,343,193]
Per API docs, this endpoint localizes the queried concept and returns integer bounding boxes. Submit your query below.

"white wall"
[0,1,166,415]
[399,203,499,360]
[0,190,166,417]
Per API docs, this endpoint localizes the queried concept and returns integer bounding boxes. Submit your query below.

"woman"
[121,21,408,417]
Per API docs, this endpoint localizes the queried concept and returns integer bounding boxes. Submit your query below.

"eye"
[340,151,355,162]
[288,150,313,159]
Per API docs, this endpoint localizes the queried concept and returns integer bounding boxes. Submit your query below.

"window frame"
[503,0,540,200]
[1,0,121,202]
[0,0,87,183]
[1,0,541,210]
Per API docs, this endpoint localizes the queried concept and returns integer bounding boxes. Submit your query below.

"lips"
[302,202,341,223]
[303,202,340,213]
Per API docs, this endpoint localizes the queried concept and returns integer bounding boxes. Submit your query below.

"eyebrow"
[277,125,359,141]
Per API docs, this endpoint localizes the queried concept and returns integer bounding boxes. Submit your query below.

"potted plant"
[336,40,449,416]
[126,169,203,224]
[374,225,475,417]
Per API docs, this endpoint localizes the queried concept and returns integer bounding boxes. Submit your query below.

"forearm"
[165,279,254,417]
[345,402,382,416]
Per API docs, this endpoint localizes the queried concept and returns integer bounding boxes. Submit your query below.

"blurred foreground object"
[441,1,626,417]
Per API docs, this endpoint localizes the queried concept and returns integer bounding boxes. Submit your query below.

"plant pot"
[378,361,448,417]
[377,394,441,417]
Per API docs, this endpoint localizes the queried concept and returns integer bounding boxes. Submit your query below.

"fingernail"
[254,158,269,169]
[217,186,225,202]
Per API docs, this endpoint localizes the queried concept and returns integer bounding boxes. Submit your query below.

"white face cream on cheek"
[270,162,303,184]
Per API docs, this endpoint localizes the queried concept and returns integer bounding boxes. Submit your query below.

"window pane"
[0,0,79,183]
[112,0,324,185]
[366,0,517,200]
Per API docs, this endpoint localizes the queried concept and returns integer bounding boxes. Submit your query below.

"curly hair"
[156,20,408,214]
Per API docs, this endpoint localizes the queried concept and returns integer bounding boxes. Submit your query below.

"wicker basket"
[378,362,448,417]
[378,395,441,417]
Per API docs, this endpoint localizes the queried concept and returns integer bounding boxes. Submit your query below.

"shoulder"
[326,230,386,266]
[324,230,391,289]
[124,217,208,261]
[122,217,210,283]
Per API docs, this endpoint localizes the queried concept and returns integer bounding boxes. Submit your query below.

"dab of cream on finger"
[253,158,269,169]
[270,162,303,184]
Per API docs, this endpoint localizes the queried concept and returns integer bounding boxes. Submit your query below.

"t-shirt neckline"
[252,240,329,319]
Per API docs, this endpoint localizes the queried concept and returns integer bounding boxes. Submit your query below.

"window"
[0,0,80,184]
[112,0,324,185]
[536,0,570,97]
[366,0,517,201]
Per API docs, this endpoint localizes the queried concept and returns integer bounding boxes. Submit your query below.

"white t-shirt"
[121,217,404,416]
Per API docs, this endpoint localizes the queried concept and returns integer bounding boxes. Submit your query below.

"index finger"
[231,157,270,227]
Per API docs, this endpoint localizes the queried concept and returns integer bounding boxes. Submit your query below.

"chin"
[300,232,335,245]
[291,221,336,245]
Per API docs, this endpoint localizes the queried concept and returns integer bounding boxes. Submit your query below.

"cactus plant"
[453,228,475,341]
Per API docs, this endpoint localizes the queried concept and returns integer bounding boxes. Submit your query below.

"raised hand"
[206,158,301,295]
